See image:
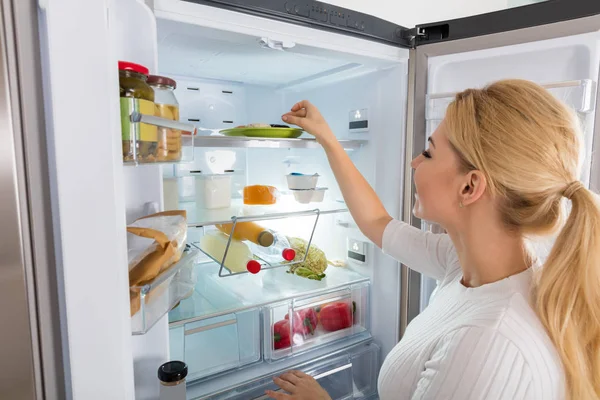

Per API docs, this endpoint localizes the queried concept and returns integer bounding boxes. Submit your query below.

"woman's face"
[411,121,465,227]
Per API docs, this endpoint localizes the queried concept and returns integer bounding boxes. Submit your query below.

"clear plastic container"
[131,248,199,334]
[148,75,182,162]
[195,174,232,209]
[169,308,261,383]
[264,282,370,361]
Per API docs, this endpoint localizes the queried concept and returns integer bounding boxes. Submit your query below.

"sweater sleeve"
[381,219,458,281]
[410,326,534,400]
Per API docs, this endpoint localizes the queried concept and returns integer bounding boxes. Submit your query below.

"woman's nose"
[411,155,421,169]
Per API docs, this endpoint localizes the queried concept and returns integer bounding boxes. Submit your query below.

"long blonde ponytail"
[536,184,600,399]
[445,79,600,400]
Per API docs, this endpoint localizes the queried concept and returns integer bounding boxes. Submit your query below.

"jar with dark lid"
[148,75,182,162]
[158,361,187,400]
[118,61,158,163]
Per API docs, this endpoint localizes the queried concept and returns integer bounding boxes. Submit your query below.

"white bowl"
[291,189,314,204]
[286,174,319,190]
[311,187,327,203]
[291,187,328,204]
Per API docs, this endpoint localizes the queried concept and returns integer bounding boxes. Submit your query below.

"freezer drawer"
[169,308,261,381]
[208,342,380,400]
[264,282,370,362]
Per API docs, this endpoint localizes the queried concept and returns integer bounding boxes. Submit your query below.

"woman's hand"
[265,370,332,400]
[282,101,336,146]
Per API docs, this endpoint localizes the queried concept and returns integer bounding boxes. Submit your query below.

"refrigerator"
[3,0,599,399]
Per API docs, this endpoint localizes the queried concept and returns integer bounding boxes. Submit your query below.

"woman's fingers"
[290,370,310,379]
[281,113,303,127]
[290,100,311,112]
[279,371,302,384]
[273,376,296,393]
[265,390,292,400]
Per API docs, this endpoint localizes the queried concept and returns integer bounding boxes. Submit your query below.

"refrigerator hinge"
[413,23,450,46]
[401,27,426,48]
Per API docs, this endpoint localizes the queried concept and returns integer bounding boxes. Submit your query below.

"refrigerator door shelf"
[131,248,200,334]
[264,282,370,362]
[201,341,380,400]
[169,308,261,382]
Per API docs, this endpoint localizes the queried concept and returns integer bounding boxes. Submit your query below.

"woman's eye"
[422,150,432,159]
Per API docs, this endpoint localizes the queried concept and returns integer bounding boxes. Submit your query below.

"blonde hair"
[445,79,600,400]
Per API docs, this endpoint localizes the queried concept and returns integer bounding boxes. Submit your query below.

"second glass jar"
[148,75,182,162]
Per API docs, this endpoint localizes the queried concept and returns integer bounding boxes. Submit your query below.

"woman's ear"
[460,170,487,207]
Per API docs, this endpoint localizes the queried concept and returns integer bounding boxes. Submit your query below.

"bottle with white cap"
[158,361,187,400]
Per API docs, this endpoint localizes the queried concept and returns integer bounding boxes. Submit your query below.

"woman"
[265,80,600,400]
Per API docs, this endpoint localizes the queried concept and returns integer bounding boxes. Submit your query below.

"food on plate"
[286,237,327,280]
[285,308,318,336]
[319,301,354,332]
[270,124,289,128]
[248,122,271,128]
[216,221,275,247]
[273,319,291,349]
[243,185,278,205]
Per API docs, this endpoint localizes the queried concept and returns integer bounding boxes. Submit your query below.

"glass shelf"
[180,198,349,227]
[168,262,369,327]
[193,135,367,150]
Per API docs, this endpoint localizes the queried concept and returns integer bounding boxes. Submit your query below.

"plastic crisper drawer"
[169,307,261,382]
[264,282,370,362]
[208,342,380,400]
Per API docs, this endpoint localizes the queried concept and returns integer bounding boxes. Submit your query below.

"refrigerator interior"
[124,5,410,399]
[419,30,600,310]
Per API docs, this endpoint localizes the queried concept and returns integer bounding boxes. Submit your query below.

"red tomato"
[273,320,291,349]
[319,302,353,332]
[285,308,318,336]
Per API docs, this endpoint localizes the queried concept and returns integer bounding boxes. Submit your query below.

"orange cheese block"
[243,185,278,205]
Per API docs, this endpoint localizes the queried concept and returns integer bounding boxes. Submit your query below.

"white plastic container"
[310,187,327,203]
[163,177,179,211]
[291,187,327,204]
[286,174,319,190]
[195,174,231,209]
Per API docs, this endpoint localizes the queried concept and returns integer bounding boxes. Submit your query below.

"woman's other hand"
[282,100,336,146]
[266,370,332,400]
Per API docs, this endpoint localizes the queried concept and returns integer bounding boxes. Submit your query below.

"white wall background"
[326,0,547,28]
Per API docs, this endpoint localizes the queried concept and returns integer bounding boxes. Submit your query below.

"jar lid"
[158,361,188,383]
[118,61,149,76]
[148,75,177,89]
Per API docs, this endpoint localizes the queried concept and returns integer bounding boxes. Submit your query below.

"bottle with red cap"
[199,231,263,274]
[118,60,158,163]
[249,232,296,265]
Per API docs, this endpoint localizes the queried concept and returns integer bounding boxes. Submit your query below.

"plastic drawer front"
[170,308,261,382]
[210,342,380,400]
[264,282,370,361]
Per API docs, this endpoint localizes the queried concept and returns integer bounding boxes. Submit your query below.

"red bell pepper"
[273,319,291,349]
[285,308,318,336]
[319,302,353,332]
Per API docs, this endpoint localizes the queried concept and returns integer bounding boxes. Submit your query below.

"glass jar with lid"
[118,61,158,163]
[147,75,182,162]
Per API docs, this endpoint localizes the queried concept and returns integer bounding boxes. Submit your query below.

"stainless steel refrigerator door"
[0,0,66,398]
[401,12,600,333]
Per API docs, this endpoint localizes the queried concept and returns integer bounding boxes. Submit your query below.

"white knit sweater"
[377,219,565,400]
